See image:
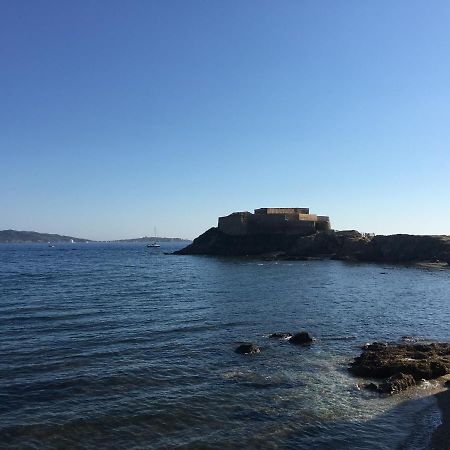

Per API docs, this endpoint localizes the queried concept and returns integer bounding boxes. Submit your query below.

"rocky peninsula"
[175,207,449,265]
[175,227,450,266]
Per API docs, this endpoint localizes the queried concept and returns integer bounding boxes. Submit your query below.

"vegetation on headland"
[0,230,191,244]
[0,229,91,243]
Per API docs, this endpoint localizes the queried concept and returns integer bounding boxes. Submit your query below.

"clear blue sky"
[1,1,449,240]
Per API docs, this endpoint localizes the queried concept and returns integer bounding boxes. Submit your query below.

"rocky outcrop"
[174,228,450,266]
[350,342,450,394]
[360,234,450,264]
[378,373,417,394]
[289,331,314,345]
[235,343,261,355]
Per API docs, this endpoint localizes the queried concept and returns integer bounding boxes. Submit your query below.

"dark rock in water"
[350,341,450,394]
[289,332,313,345]
[269,332,293,339]
[235,343,261,355]
[378,373,416,394]
[363,382,380,392]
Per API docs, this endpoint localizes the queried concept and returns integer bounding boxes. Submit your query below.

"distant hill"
[0,230,191,244]
[112,236,191,243]
[0,230,90,243]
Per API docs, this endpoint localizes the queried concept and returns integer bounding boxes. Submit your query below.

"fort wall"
[254,207,309,215]
[218,212,250,236]
[218,207,331,236]
[248,214,316,235]
[298,213,318,221]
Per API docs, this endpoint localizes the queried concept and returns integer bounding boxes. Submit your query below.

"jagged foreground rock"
[349,342,450,394]
[175,228,450,265]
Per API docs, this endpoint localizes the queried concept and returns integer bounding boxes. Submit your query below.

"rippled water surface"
[1,242,449,449]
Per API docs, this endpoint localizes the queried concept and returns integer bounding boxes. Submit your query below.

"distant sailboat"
[147,227,160,248]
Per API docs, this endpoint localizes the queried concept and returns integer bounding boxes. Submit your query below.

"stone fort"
[218,207,331,236]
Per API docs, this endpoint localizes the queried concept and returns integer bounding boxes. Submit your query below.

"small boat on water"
[147,227,160,248]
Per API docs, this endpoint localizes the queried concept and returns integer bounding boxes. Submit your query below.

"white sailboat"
[147,227,160,248]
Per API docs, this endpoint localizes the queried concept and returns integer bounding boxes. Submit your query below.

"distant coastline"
[109,237,191,243]
[0,229,91,243]
[0,230,191,244]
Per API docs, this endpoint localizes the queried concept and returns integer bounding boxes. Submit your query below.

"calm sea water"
[1,242,449,449]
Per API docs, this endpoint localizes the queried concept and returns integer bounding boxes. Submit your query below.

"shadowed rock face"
[350,342,450,393]
[289,332,314,345]
[174,228,450,265]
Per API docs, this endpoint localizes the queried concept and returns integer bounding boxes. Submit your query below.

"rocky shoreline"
[175,228,450,266]
[349,341,450,394]
[234,333,450,447]
[236,334,450,396]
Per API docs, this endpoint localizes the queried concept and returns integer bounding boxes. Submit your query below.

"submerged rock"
[350,341,450,394]
[269,332,293,339]
[289,332,313,345]
[235,343,261,355]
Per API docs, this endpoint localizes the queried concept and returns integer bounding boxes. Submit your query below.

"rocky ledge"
[349,342,450,394]
[175,228,450,266]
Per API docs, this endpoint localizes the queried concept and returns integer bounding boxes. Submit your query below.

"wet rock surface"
[289,332,314,345]
[378,373,416,394]
[235,343,261,355]
[351,342,450,394]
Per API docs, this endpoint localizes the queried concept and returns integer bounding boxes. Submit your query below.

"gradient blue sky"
[1,1,449,240]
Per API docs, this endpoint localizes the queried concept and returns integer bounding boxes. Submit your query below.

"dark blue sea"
[1,242,449,449]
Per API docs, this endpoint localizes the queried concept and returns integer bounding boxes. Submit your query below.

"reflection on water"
[0,243,449,448]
